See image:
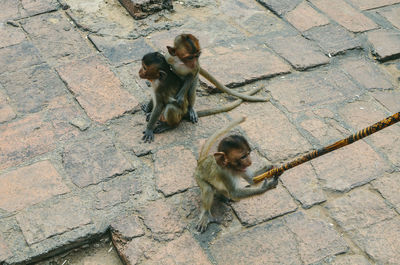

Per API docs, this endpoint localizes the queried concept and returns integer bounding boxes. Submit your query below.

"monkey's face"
[225,148,252,172]
[139,62,159,80]
[175,48,201,69]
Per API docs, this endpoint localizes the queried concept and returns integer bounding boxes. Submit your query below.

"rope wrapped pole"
[253,112,400,184]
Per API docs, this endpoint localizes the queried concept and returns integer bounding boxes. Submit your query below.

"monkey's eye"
[240,152,250,160]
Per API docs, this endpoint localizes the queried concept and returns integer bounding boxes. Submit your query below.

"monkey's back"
[195,155,229,196]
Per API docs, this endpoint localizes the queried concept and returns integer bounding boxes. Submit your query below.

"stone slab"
[119,0,173,20]
[21,0,59,16]
[0,236,12,262]
[367,29,400,61]
[285,1,329,32]
[256,0,302,15]
[57,55,138,123]
[0,41,42,74]
[111,215,145,243]
[63,132,134,188]
[329,254,372,265]
[378,6,400,29]
[266,35,329,70]
[0,90,16,123]
[310,0,378,32]
[371,90,400,113]
[372,172,400,213]
[303,24,362,56]
[16,197,92,245]
[348,0,400,10]
[280,162,326,209]
[0,23,26,48]
[0,161,70,212]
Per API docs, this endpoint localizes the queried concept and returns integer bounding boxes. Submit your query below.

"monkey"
[139,52,188,143]
[194,116,280,233]
[165,34,268,124]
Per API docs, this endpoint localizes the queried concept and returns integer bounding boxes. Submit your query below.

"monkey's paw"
[141,103,152,114]
[188,107,198,123]
[142,129,154,143]
[195,216,210,233]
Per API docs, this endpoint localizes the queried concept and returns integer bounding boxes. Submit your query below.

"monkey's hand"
[141,103,152,114]
[261,177,279,191]
[188,106,198,123]
[145,112,151,122]
[142,129,154,143]
[175,93,185,107]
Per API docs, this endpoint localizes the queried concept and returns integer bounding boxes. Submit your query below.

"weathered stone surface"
[371,90,400,113]
[21,12,93,65]
[0,41,42,74]
[350,218,400,265]
[88,35,153,66]
[0,23,26,48]
[348,0,400,10]
[232,185,298,226]
[57,55,138,123]
[0,236,12,262]
[0,161,70,212]
[372,172,400,213]
[285,212,349,264]
[229,102,312,162]
[63,132,134,188]
[0,64,67,114]
[122,236,157,264]
[310,0,378,32]
[256,0,302,15]
[304,24,362,55]
[329,254,372,265]
[266,35,329,70]
[111,215,145,242]
[21,0,59,16]
[281,163,326,208]
[285,1,329,31]
[0,90,16,123]
[367,29,400,61]
[326,188,396,231]
[341,58,393,90]
[119,0,173,20]
[267,68,361,113]
[154,146,197,196]
[140,200,186,241]
[16,197,92,245]
[379,6,400,29]
[312,141,389,192]
[200,48,291,87]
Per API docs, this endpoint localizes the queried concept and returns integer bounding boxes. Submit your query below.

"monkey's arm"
[143,103,163,143]
[229,178,277,200]
[175,74,195,106]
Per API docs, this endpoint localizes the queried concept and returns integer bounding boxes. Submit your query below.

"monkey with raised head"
[139,52,188,143]
[194,117,280,232]
[165,34,268,124]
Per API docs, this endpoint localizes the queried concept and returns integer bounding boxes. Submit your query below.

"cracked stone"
[119,0,173,20]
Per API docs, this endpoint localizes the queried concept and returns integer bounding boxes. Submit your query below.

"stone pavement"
[0,0,400,264]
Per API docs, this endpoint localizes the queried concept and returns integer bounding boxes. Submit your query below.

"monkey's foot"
[154,122,174,134]
[142,129,154,143]
[188,107,198,123]
[196,216,211,233]
[141,103,152,114]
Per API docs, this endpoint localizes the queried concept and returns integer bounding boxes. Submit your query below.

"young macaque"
[139,52,187,143]
[165,34,268,124]
[194,117,280,232]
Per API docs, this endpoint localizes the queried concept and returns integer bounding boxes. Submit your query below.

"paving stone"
[16,197,92,245]
[371,90,400,113]
[121,236,157,264]
[341,58,393,90]
[339,100,400,166]
[325,188,396,231]
[119,0,173,20]
[372,172,400,213]
[267,68,361,113]
[21,12,93,66]
[111,215,145,243]
[367,29,400,61]
[232,185,298,226]
[140,200,186,241]
[0,41,42,74]
[256,0,302,15]
[0,90,16,123]
[63,132,134,188]
[348,0,400,10]
[0,23,26,48]
[154,146,197,196]
[21,0,59,16]
[266,35,329,70]
[312,140,389,192]
[285,1,329,32]
[303,24,362,56]
[0,236,12,262]
[229,102,311,162]
[0,161,70,212]
[328,254,372,265]
[0,0,27,22]
[57,55,138,123]
[285,212,349,264]
[0,64,67,114]
[378,6,400,29]
[88,35,154,66]
[200,48,291,87]
[350,218,400,265]
[280,163,326,209]
[210,219,301,265]
[310,0,378,32]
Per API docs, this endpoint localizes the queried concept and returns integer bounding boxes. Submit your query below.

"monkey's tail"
[199,116,246,162]
[197,86,266,117]
[199,67,268,102]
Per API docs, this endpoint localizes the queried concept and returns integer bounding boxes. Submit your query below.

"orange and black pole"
[253,112,400,183]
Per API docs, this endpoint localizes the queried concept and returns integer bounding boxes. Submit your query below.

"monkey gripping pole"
[253,112,400,184]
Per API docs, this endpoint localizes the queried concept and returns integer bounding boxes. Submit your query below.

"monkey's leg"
[187,77,198,123]
[154,104,182,134]
[195,178,215,233]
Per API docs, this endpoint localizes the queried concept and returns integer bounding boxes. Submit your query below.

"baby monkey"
[195,117,280,232]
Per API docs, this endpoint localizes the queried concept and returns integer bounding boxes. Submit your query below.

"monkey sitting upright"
[194,117,280,232]
[139,52,188,143]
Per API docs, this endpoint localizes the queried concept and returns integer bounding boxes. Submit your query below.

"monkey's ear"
[167,46,176,56]
[159,70,167,81]
[214,152,227,167]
